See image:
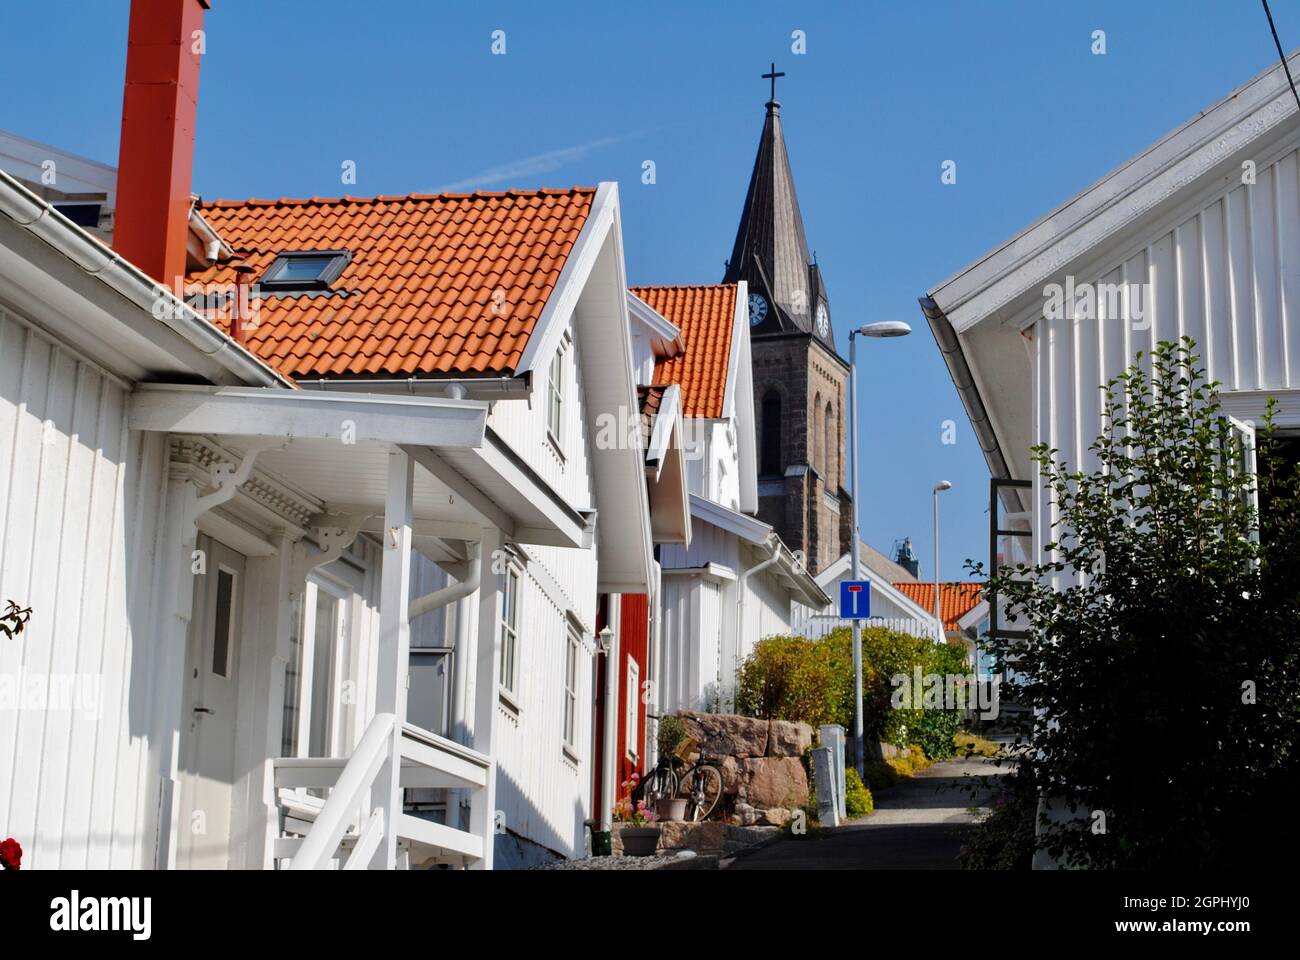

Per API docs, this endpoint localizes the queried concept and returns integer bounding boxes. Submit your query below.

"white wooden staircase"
[271,713,493,869]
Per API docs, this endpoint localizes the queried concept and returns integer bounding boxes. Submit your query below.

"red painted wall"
[616,594,650,788]
[592,594,652,821]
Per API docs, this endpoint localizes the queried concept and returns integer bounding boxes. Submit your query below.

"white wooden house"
[629,285,828,714]
[920,52,1300,635]
[791,543,939,640]
[0,0,661,870]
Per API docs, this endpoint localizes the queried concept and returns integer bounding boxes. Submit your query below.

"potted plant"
[614,775,660,856]
[652,716,690,820]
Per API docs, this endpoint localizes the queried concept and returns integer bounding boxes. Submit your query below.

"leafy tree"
[974,338,1300,868]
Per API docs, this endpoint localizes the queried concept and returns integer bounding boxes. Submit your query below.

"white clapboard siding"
[659,576,722,714]
[1032,144,1300,582]
[0,307,167,869]
[491,562,592,858]
[486,330,595,515]
[658,515,741,572]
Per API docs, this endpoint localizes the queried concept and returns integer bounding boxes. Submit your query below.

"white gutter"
[0,170,289,389]
[408,543,481,621]
[600,599,621,831]
[297,375,529,399]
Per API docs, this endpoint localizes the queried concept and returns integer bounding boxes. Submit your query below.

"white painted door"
[178,535,246,869]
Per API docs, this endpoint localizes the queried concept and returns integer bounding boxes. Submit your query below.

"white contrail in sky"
[432,134,637,192]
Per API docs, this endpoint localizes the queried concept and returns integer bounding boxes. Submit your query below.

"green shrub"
[861,761,900,792]
[844,767,874,817]
[735,627,970,755]
[910,641,968,760]
[975,340,1300,868]
[656,715,686,758]
[734,635,846,727]
[954,730,1002,758]
[959,766,1037,870]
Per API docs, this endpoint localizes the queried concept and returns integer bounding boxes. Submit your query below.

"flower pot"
[656,798,688,822]
[620,826,661,857]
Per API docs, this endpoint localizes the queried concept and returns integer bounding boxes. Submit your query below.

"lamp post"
[932,480,952,643]
[848,320,911,776]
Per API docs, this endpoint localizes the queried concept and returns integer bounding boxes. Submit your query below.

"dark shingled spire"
[723,75,817,337]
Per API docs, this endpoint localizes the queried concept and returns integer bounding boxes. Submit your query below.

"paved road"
[727,756,1009,870]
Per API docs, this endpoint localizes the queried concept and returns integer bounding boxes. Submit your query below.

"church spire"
[724,63,818,337]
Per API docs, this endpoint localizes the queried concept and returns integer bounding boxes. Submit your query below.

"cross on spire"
[762,62,785,103]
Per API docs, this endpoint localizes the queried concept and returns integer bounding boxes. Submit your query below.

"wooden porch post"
[148,472,198,870]
[371,448,413,868]
[467,525,501,870]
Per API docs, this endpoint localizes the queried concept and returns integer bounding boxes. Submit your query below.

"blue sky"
[2,0,1296,579]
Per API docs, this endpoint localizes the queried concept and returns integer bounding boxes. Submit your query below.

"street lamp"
[933,480,952,643]
[848,320,911,776]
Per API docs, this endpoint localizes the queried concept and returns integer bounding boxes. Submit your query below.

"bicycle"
[631,720,725,821]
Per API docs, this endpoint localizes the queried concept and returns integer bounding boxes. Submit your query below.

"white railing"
[271,716,492,869]
[286,712,395,870]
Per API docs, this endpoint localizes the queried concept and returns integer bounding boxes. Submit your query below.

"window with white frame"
[625,656,640,761]
[498,566,521,698]
[281,575,352,759]
[562,622,580,753]
[546,340,566,446]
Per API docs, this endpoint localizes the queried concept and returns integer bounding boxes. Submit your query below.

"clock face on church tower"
[749,293,768,327]
[816,302,829,338]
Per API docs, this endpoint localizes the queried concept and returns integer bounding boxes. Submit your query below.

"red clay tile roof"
[894,582,984,631]
[637,385,666,450]
[630,285,737,419]
[186,189,595,379]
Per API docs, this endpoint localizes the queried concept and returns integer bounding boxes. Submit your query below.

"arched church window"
[761,390,782,477]
[825,401,836,488]
[812,392,823,481]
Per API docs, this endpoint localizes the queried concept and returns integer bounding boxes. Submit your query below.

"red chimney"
[113,0,210,288]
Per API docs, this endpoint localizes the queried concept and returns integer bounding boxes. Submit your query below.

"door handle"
[193,706,214,715]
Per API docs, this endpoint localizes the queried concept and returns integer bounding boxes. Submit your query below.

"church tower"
[724,66,852,575]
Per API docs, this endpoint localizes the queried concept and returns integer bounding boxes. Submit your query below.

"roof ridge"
[630,282,736,292]
[201,187,598,209]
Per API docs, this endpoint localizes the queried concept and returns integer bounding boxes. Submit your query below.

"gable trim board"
[688,493,828,608]
[625,290,684,358]
[922,50,1300,487]
[814,551,939,625]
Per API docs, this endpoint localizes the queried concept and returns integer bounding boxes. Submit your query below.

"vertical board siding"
[0,307,165,869]
[493,562,591,857]
[1031,145,1300,578]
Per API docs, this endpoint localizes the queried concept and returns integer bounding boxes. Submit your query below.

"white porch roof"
[129,383,593,548]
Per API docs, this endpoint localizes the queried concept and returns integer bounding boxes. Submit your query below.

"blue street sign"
[839,580,871,619]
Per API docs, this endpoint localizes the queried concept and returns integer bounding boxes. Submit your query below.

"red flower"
[0,838,21,870]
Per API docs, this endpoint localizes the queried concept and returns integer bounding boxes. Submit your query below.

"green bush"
[656,715,686,758]
[735,627,970,756]
[844,767,874,817]
[909,641,968,760]
[975,339,1300,868]
[959,765,1037,870]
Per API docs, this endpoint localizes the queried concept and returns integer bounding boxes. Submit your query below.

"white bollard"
[819,724,847,820]
[812,746,840,827]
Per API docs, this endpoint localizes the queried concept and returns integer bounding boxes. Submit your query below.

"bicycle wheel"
[632,765,678,807]
[684,763,724,821]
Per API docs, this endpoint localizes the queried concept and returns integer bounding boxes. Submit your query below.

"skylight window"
[260,250,351,290]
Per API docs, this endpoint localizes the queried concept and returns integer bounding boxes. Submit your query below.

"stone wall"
[675,712,813,827]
